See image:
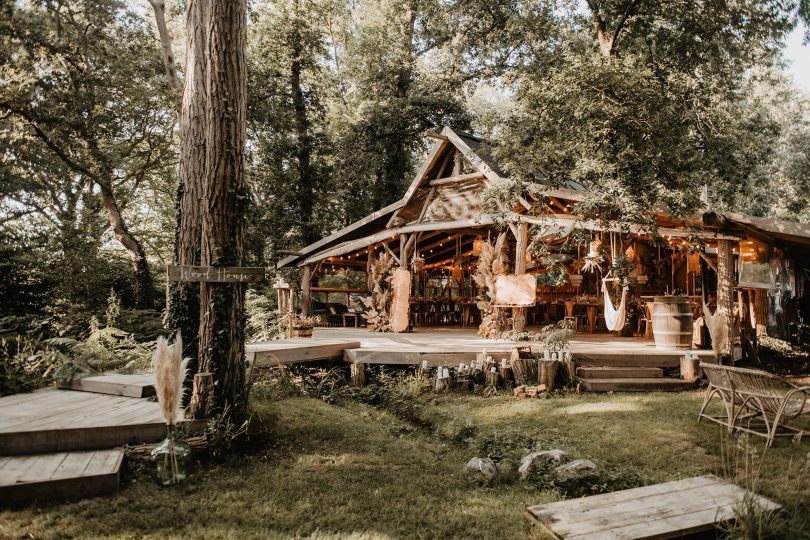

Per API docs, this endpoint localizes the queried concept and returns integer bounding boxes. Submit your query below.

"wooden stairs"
[0,373,190,507]
[577,366,697,392]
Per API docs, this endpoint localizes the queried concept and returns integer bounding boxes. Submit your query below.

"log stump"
[680,355,700,382]
[187,372,214,420]
[350,363,367,387]
[537,360,560,392]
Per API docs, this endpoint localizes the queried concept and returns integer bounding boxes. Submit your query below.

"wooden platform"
[0,449,124,507]
[578,367,663,379]
[57,373,155,398]
[0,388,200,455]
[246,338,361,366]
[526,475,780,539]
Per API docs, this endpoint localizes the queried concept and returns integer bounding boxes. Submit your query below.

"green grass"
[2,388,809,539]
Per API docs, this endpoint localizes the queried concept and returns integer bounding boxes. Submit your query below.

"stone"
[518,450,568,480]
[464,457,499,483]
[554,459,598,480]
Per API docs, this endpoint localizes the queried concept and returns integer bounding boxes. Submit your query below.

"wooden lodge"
[278,126,810,359]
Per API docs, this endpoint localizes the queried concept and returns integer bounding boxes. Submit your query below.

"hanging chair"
[602,280,629,332]
[703,299,728,359]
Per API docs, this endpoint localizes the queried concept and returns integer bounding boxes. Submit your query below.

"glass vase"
[152,426,191,486]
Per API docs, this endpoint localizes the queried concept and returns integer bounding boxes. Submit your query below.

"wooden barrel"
[651,296,694,350]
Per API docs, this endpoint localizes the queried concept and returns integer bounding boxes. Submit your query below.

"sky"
[784,25,810,92]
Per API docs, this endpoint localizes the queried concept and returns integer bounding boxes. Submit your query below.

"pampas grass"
[152,332,189,425]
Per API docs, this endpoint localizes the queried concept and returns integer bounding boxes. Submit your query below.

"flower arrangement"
[151,332,190,485]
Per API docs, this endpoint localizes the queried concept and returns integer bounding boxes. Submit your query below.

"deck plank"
[57,373,156,398]
[527,475,780,540]
[247,339,361,365]
[0,449,124,507]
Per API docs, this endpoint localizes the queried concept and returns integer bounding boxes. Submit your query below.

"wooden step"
[573,352,683,368]
[57,373,155,398]
[577,367,663,379]
[0,449,124,507]
[0,389,204,455]
[580,377,697,392]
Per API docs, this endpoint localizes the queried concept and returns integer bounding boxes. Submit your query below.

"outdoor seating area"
[698,363,810,447]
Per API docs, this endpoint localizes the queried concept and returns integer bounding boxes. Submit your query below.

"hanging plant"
[536,266,569,287]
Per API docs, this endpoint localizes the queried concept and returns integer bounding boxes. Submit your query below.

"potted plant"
[290,314,320,338]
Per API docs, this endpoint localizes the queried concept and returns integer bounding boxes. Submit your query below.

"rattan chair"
[699,363,810,446]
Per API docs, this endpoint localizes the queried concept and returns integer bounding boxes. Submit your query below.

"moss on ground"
[1,390,808,539]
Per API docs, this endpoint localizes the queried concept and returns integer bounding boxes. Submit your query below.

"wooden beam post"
[753,288,768,337]
[301,265,312,317]
[513,222,529,332]
[717,239,735,363]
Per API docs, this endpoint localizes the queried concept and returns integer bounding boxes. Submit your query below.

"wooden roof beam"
[428,171,486,187]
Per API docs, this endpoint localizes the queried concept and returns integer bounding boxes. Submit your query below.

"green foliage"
[0,336,65,396]
[46,316,152,383]
[245,290,283,342]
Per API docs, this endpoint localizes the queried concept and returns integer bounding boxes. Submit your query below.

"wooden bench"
[699,363,810,446]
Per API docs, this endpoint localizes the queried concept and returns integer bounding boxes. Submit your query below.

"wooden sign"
[494,274,536,307]
[167,265,265,283]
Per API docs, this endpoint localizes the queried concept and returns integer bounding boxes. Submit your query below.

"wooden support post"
[717,239,735,363]
[739,290,757,363]
[301,265,312,317]
[350,363,366,387]
[513,222,529,332]
[753,288,768,337]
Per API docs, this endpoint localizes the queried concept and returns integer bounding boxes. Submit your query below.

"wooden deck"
[246,338,361,365]
[258,327,715,368]
[0,449,124,507]
[56,373,156,398]
[526,475,780,539]
[0,388,199,455]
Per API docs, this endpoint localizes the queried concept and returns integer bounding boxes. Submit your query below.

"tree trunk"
[289,12,318,246]
[193,0,249,420]
[96,182,153,308]
[513,222,528,332]
[717,239,735,363]
[301,264,312,317]
[147,0,182,111]
[168,0,207,385]
[373,1,416,210]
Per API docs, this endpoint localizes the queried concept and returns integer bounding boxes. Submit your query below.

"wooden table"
[342,313,360,328]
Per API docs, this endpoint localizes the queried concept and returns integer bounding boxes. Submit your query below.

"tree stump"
[187,372,213,420]
[498,365,512,386]
[350,363,366,387]
[485,370,499,387]
[680,355,700,382]
[537,360,560,391]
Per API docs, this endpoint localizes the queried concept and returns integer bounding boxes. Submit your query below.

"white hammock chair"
[602,281,629,332]
[601,232,629,332]
[702,299,728,359]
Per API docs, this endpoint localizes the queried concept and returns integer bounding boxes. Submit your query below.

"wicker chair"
[699,363,810,447]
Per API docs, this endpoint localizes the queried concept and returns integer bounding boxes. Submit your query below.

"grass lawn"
[1,386,809,539]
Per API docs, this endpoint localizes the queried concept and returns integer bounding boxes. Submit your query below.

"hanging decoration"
[472,236,485,256]
[581,238,603,273]
[390,268,411,333]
